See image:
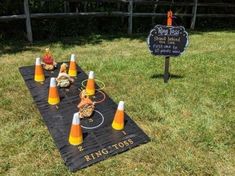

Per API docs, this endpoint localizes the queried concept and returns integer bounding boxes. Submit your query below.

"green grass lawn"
[0,31,235,176]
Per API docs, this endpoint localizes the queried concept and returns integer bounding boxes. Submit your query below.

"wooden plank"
[132,1,235,7]
[24,0,33,43]
[1,12,235,22]
[0,12,129,21]
[197,3,235,7]
[132,13,193,17]
[131,1,235,7]
[133,1,194,6]
[0,14,26,21]
[30,12,129,18]
[190,0,198,30]
[133,13,235,17]
[128,0,133,35]
[61,0,235,7]
[196,14,235,17]
[66,0,128,2]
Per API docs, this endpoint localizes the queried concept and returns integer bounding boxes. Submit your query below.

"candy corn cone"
[48,77,60,105]
[85,71,95,96]
[112,101,125,130]
[68,54,77,77]
[34,57,45,82]
[69,113,83,145]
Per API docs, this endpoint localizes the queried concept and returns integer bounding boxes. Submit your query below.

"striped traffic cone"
[34,57,45,82]
[85,71,95,96]
[69,113,83,145]
[68,54,77,77]
[112,101,125,130]
[48,77,60,105]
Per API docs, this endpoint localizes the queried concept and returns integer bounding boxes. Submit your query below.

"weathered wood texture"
[23,0,33,43]
[190,0,198,30]
[128,0,133,35]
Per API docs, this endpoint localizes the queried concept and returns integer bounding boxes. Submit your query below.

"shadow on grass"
[1,28,234,56]
[0,34,147,56]
[151,73,184,79]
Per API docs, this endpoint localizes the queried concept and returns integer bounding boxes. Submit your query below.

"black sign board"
[19,63,150,172]
[147,25,188,57]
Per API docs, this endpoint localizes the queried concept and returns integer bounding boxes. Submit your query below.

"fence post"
[190,0,198,29]
[128,0,133,35]
[24,0,33,43]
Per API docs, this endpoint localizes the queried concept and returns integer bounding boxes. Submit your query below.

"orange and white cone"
[68,54,77,77]
[48,77,60,105]
[34,57,45,82]
[69,113,83,145]
[85,71,95,96]
[112,101,125,130]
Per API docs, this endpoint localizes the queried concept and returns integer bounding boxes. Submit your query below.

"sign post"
[164,56,170,83]
[147,10,188,83]
[164,10,173,83]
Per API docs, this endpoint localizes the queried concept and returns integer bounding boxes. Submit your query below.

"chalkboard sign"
[147,25,188,57]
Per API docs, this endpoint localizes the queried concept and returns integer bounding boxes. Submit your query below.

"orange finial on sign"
[167,10,173,26]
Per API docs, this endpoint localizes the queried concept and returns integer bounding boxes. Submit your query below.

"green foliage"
[0,0,24,15]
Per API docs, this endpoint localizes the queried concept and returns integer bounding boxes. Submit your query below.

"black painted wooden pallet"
[19,63,150,172]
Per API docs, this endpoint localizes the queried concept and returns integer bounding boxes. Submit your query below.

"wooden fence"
[0,0,235,42]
